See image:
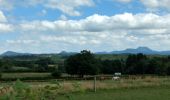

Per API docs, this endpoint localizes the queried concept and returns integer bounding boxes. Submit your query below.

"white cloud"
[0,11,7,22]
[59,15,68,20]
[0,0,43,10]
[45,0,94,16]
[0,24,13,32]
[140,0,159,8]
[0,10,14,33]
[115,0,170,12]
[0,0,13,11]
[7,40,38,44]
[19,13,170,33]
[0,0,94,16]
[140,0,170,10]
[3,12,170,52]
[40,34,101,45]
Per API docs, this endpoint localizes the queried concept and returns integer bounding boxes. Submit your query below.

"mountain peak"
[109,47,160,55]
[58,51,77,56]
[2,51,18,55]
[1,51,32,57]
[136,47,151,51]
[59,51,68,54]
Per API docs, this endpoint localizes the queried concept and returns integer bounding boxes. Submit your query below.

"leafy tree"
[166,65,170,75]
[0,73,2,79]
[101,59,124,74]
[65,50,101,77]
[146,59,157,74]
[36,58,54,72]
[125,53,148,75]
[1,59,14,71]
[51,70,62,78]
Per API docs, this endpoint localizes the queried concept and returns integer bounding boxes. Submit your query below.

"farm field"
[0,73,52,82]
[56,86,170,100]
[1,76,170,100]
[1,0,170,99]
[1,73,51,79]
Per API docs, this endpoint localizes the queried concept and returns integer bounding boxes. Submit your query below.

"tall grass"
[1,76,170,100]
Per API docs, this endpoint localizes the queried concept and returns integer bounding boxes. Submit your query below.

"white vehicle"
[112,72,121,80]
[114,72,121,76]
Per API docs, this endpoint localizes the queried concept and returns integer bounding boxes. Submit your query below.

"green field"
[1,73,51,79]
[1,76,170,100]
[56,86,170,100]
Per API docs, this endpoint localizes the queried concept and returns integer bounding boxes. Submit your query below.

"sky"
[0,0,170,53]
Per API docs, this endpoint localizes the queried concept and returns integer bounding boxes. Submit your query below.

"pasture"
[0,76,170,100]
[0,73,52,81]
[57,86,170,100]
[1,73,51,79]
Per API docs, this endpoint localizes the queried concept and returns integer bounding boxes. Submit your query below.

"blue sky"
[0,0,170,53]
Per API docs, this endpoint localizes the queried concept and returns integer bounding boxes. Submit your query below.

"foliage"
[65,51,170,76]
[36,57,55,72]
[1,77,170,99]
[0,73,2,79]
[51,70,62,78]
[72,81,84,93]
[56,86,170,100]
[101,59,125,74]
[1,51,170,76]
[125,53,148,74]
[65,50,101,77]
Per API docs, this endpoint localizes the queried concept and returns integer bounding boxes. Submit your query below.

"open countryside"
[1,50,170,99]
[0,0,170,100]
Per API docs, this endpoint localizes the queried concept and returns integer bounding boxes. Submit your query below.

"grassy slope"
[57,86,170,100]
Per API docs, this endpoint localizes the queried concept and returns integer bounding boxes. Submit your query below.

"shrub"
[51,70,62,78]
[72,82,84,93]
[0,73,2,79]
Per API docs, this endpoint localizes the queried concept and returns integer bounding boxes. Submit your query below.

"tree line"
[0,57,57,72]
[65,50,170,77]
[1,50,170,77]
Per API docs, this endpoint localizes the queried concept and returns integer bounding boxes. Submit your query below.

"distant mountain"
[111,47,158,54]
[96,47,170,55]
[2,47,170,57]
[159,51,170,55]
[1,51,32,57]
[58,51,77,56]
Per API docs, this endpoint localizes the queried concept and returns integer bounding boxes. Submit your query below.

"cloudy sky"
[0,0,170,53]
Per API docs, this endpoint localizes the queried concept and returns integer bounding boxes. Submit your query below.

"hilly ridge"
[1,47,170,57]
[97,47,170,55]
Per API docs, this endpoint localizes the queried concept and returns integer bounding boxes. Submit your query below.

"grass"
[1,76,170,100]
[56,86,170,100]
[1,73,51,79]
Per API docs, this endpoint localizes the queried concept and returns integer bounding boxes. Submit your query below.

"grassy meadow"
[1,73,51,79]
[0,53,170,100]
[1,76,170,100]
[56,86,170,100]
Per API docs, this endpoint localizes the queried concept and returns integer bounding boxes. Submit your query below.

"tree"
[101,59,124,74]
[125,53,148,75]
[51,70,62,78]
[1,59,14,71]
[36,58,54,72]
[65,50,101,77]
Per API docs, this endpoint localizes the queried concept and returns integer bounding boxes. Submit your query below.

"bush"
[51,70,62,78]
[0,73,1,78]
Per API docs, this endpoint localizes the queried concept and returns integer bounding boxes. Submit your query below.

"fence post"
[94,75,96,92]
